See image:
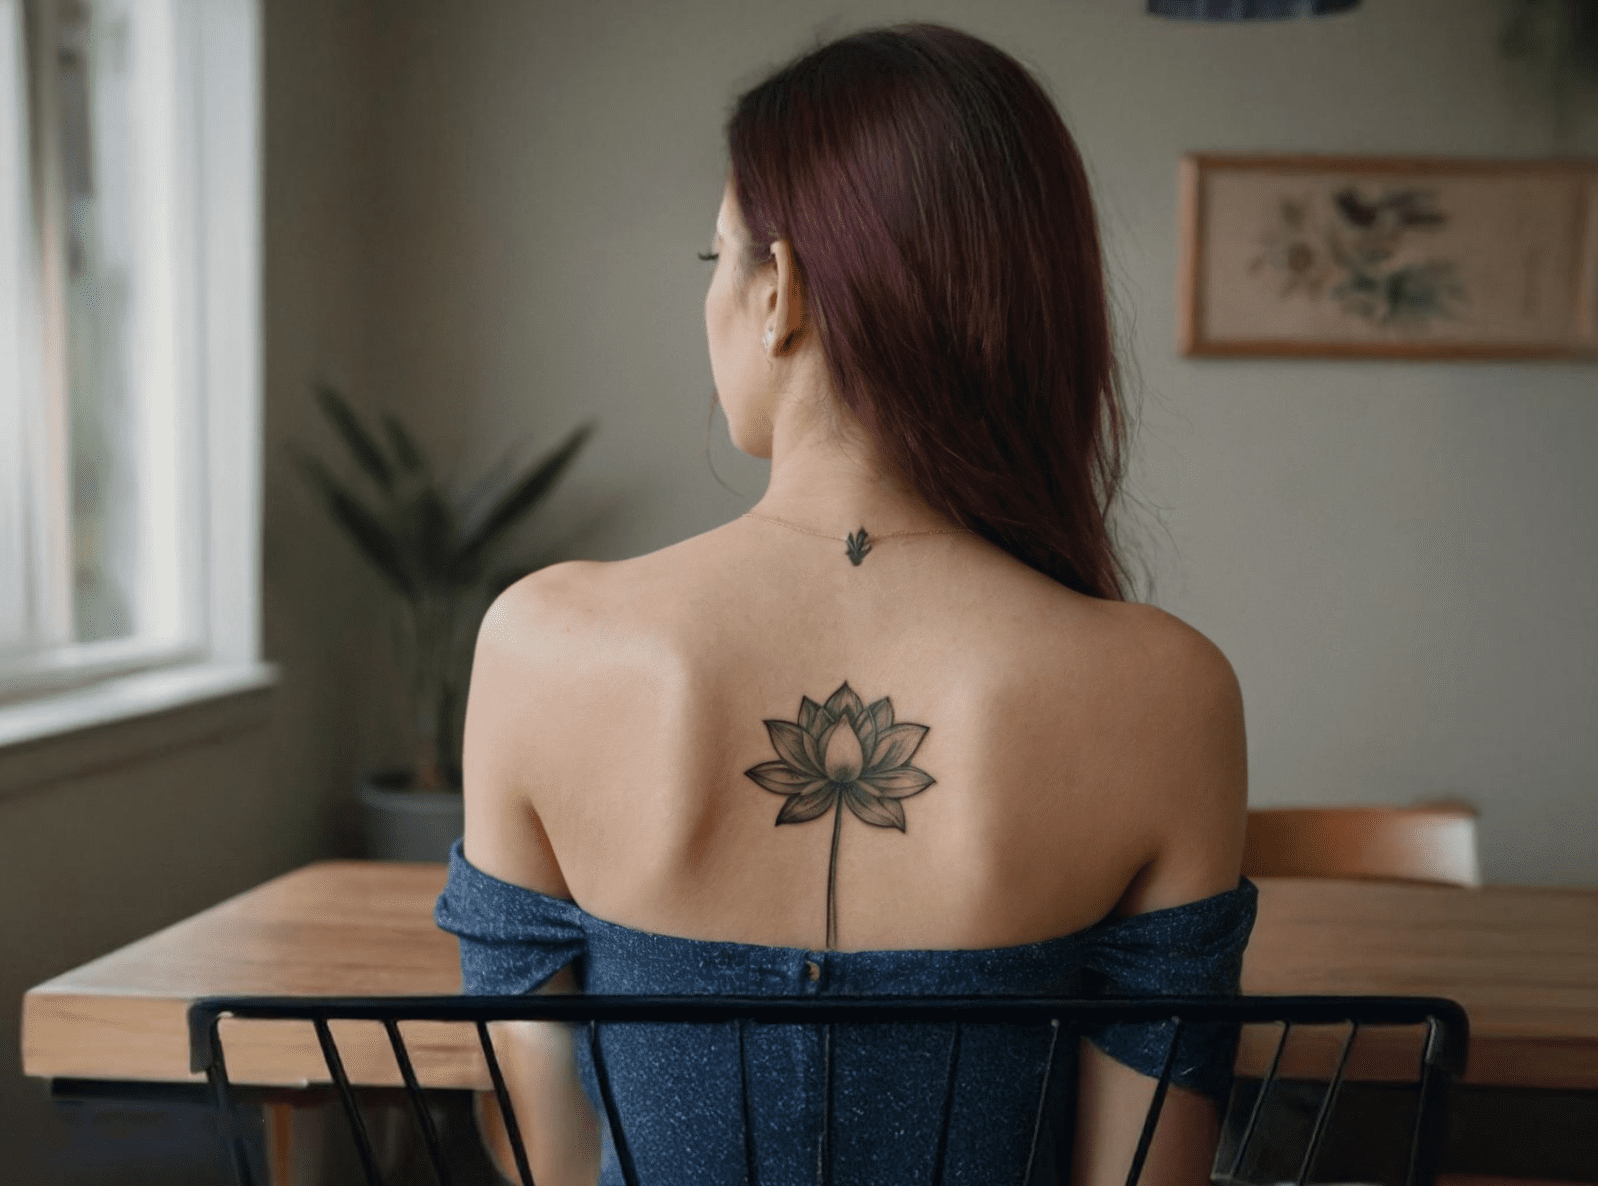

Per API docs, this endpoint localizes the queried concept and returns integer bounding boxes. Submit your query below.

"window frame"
[0,0,275,760]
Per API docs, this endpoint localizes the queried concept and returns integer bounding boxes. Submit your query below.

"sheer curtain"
[0,0,263,713]
[0,0,67,663]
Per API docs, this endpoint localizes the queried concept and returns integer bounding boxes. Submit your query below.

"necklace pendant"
[845,528,872,566]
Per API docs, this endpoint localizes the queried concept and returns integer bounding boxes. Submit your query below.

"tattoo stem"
[826,798,843,950]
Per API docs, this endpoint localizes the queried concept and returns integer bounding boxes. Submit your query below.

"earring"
[763,327,774,349]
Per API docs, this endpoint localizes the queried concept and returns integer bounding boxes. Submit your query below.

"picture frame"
[1177,154,1598,359]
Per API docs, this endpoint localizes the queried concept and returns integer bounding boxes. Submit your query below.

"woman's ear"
[768,240,807,354]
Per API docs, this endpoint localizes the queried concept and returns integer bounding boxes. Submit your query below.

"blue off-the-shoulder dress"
[434,839,1257,1186]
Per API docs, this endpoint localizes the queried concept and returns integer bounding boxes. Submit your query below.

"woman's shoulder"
[481,547,1240,715]
[1085,601,1248,912]
[470,547,726,747]
[988,568,1241,718]
[1089,599,1241,711]
[476,555,674,662]
[479,529,738,645]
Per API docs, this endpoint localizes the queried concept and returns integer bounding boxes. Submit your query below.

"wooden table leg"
[264,1099,294,1186]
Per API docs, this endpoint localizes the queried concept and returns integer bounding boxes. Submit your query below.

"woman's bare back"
[449,27,1254,1179]
[461,518,1246,954]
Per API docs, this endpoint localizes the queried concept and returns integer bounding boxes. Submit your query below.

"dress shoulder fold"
[433,839,587,994]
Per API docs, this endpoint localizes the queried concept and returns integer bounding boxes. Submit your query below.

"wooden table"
[21,864,1598,1174]
[1240,877,1598,1090]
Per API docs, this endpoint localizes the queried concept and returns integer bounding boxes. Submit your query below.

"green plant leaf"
[382,413,426,475]
[454,421,594,577]
[316,384,394,494]
[402,489,458,587]
[295,455,417,598]
[456,446,521,529]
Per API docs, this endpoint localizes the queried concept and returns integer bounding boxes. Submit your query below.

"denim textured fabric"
[435,839,1257,1186]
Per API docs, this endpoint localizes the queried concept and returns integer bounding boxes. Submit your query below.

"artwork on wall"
[1178,154,1598,358]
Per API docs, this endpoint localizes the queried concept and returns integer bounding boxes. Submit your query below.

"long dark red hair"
[728,23,1129,600]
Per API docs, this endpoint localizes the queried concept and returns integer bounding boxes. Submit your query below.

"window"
[0,0,271,747]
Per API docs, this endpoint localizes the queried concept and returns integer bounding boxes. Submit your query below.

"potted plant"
[292,384,593,860]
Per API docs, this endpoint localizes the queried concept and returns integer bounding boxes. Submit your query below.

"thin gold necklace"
[741,510,969,567]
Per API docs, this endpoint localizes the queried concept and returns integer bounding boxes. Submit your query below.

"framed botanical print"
[1178,154,1598,358]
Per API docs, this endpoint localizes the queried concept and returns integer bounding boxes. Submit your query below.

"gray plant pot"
[357,770,463,862]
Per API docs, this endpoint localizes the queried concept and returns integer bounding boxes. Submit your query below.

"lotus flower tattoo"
[745,681,934,947]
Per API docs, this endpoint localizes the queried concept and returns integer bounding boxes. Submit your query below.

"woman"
[436,22,1252,1186]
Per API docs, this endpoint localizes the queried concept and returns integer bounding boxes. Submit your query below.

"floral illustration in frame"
[1178,154,1598,359]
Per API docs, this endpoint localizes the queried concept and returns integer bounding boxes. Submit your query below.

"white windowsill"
[0,659,279,800]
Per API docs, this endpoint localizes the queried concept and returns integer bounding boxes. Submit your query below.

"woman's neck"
[753,390,957,537]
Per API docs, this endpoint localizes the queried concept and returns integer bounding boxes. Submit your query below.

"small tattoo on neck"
[845,528,872,566]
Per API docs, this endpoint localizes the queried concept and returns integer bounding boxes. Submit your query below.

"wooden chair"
[1242,804,1481,888]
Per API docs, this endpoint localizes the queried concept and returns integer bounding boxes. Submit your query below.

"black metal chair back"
[188,993,1467,1186]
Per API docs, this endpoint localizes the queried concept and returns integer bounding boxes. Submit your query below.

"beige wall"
[362,0,1597,885]
[3,0,1594,1174]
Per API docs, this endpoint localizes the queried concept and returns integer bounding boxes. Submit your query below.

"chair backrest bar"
[1224,1018,1291,1183]
[1124,1018,1185,1186]
[736,1019,758,1186]
[1020,1016,1063,1186]
[475,1018,535,1186]
[311,1016,384,1185]
[1295,1019,1358,1186]
[1406,1017,1452,1186]
[189,994,1467,1186]
[928,1022,962,1186]
[587,1017,640,1186]
[1242,805,1482,887]
[381,1018,452,1186]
